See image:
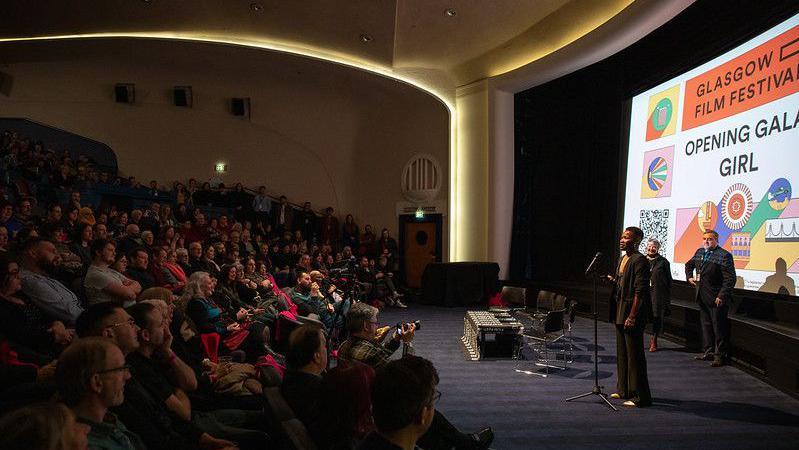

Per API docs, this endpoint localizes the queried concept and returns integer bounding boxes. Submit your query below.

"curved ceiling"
[0,0,664,92]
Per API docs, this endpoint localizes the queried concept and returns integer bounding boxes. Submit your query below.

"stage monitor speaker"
[231,97,250,118]
[0,72,13,97]
[115,83,135,104]
[174,86,192,107]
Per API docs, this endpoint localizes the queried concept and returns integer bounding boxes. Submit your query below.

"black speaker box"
[231,97,250,118]
[174,86,192,107]
[115,84,135,103]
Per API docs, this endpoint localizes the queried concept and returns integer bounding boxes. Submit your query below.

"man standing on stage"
[685,229,736,367]
[646,238,672,352]
[609,226,652,407]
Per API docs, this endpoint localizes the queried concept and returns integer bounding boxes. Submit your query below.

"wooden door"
[404,221,437,288]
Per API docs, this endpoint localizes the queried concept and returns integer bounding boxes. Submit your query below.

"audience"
[0,127,439,449]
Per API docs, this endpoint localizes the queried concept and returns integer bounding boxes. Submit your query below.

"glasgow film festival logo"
[646,85,680,141]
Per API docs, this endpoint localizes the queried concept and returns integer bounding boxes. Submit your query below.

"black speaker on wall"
[0,71,13,97]
[114,83,135,104]
[231,97,250,118]
[174,86,192,107]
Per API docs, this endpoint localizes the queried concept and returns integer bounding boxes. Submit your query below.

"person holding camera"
[339,303,493,450]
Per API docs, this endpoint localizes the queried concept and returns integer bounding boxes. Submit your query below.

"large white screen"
[624,13,799,295]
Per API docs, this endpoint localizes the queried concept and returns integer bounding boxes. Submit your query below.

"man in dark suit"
[685,229,736,367]
[608,226,652,407]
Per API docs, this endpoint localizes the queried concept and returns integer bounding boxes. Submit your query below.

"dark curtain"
[510,0,799,284]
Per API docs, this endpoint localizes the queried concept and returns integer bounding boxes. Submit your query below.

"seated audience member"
[168,310,268,409]
[84,239,141,307]
[0,226,8,253]
[128,303,270,449]
[340,304,494,450]
[70,223,94,269]
[116,224,142,257]
[56,337,146,450]
[126,248,154,291]
[0,258,74,357]
[75,302,237,450]
[93,222,109,241]
[375,255,407,308]
[139,286,175,305]
[19,237,84,326]
[182,271,267,362]
[288,269,348,330]
[176,247,191,273]
[42,223,84,280]
[0,402,90,450]
[150,247,186,293]
[166,248,189,285]
[281,325,327,445]
[140,230,156,249]
[202,244,222,278]
[338,303,413,369]
[356,356,437,450]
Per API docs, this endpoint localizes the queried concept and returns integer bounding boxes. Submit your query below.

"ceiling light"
[359,34,373,43]
[250,3,263,12]
[445,9,457,17]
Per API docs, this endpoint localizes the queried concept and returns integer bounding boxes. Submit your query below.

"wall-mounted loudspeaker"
[231,97,250,118]
[174,86,192,107]
[115,83,135,104]
[0,72,13,97]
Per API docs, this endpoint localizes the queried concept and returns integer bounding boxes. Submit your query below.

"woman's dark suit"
[609,251,652,405]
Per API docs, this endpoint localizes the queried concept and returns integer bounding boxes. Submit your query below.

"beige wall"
[0,39,449,242]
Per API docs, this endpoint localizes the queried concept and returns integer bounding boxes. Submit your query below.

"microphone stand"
[565,265,617,411]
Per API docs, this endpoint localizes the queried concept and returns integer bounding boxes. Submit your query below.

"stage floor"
[379,305,799,450]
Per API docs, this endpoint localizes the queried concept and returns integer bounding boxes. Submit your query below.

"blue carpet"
[379,304,799,450]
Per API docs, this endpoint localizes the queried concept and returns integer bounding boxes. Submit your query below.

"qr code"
[639,209,669,253]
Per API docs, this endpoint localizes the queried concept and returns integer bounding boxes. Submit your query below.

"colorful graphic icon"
[641,146,674,199]
[767,178,792,211]
[646,85,680,141]
[697,201,717,232]
[721,183,753,230]
[647,157,668,191]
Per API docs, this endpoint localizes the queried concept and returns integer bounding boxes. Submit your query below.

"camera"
[395,320,421,334]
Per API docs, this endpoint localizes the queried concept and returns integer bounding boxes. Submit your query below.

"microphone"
[584,252,602,276]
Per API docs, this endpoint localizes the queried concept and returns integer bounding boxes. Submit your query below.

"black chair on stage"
[534,290,556,312]
[514,307,568,377]
[500,286,527,307]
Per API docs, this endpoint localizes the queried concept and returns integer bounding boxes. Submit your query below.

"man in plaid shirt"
[338,303,495,449]
[337,303,414,368]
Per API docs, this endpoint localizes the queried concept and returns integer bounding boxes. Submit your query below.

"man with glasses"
[686,229,736,367]
[357,355,439,450]
[340,303,493,449]
[56,337,146,450]
[75,302,238,450]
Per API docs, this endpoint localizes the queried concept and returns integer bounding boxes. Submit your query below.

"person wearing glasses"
[357,355,439,450]
[75,303,238,450]
[340,303,493,450]
[56,337,145,450]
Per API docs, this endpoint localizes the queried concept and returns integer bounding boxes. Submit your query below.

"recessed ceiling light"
[445,8,457,17]
[359,34,373,43]
[250,3,264,12]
